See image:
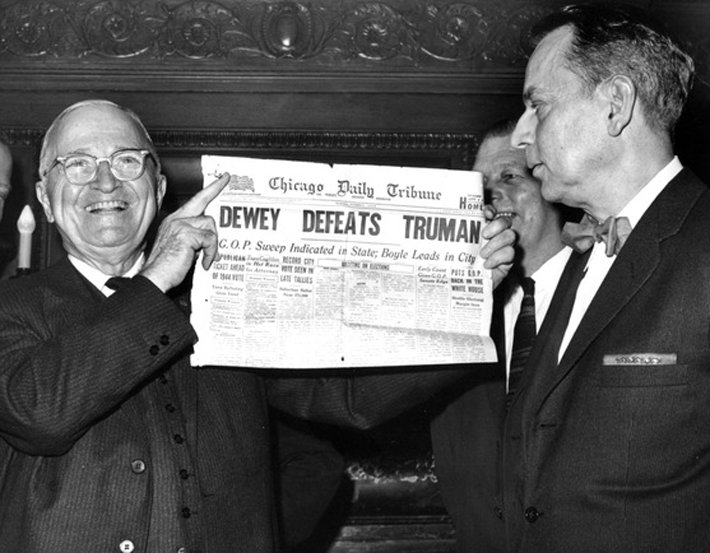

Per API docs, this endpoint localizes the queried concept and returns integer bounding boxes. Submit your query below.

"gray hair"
[532,4,695,136]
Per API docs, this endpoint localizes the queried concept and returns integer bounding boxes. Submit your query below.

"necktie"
[104,276,131,295]
[561,215,632,257]
[507,277,535,408]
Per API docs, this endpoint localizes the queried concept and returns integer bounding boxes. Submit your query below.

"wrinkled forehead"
[51,104,148,155]
[524,26,574,93]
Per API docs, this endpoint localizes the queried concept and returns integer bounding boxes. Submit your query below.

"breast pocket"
[597,363,688,387]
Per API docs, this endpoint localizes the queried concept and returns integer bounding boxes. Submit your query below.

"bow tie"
[561,215,632,257]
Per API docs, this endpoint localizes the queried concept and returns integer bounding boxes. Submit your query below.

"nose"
[483,179,504,209]
[90,160,120,192]
[511,110,535,149]
[483,186,493,205]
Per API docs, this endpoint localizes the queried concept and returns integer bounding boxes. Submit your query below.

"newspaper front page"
[190,155,497,369]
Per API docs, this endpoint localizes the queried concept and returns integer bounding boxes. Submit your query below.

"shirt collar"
[68,253,145,294]
[530,245,573,287]
[617,156,683,228]
[584,156,682,271]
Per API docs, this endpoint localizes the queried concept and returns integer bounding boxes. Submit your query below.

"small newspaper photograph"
[190,155,497,369]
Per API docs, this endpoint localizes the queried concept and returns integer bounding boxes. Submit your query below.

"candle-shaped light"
[17,205,35,270]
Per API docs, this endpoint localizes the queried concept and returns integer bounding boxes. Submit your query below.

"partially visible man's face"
[475,134,560,254]
[510,25,611,212]
[36,103,165,267]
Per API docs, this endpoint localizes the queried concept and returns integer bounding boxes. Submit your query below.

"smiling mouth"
[494,211,516,220]
[85,200,129,213]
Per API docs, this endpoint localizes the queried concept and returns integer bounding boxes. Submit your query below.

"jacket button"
[119,540,135,552]
[160,334,170,346]
[149,345,159,355]
[182,507,191,518]
[130,459,146,474]
[174,434,185,444]
[494,506,503,519]
[524,506,541,523]
[179,468,190,480]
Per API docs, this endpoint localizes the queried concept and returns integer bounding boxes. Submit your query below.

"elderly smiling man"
[0,99,514,553]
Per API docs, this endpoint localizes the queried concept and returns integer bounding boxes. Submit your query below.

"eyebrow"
[522,86,537,104]
[497,164,526,177]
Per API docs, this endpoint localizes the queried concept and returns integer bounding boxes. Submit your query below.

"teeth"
[494,211,515,219]
[86,200,128,213]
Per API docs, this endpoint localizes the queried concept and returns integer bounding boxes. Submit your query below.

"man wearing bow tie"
[504,4,709,552]
[0,99,515,552]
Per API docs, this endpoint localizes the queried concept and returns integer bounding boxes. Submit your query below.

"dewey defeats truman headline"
[219,206,481,244]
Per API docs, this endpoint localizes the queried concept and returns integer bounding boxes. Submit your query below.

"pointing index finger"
[177,173,231,217]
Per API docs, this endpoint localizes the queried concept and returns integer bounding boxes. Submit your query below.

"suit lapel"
[43,258,152,436]
[556,224,659,373]
[527,169,705,413]
[44,257,105,304]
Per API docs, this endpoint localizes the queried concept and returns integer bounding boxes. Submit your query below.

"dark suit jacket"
[429,281,523,552]
[502,169,710,552]
[430,351,507,552]
[0,258,465,552]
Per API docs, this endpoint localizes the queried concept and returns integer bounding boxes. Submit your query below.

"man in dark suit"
[430,119,572,552]
[0,98,514,552]
[503,4,707,551]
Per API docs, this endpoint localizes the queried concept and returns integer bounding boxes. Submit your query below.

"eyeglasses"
[44,149,155,185]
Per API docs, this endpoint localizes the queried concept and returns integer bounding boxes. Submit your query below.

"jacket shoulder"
[0,260,78,313]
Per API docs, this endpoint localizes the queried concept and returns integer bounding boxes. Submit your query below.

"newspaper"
[190,155,497,369]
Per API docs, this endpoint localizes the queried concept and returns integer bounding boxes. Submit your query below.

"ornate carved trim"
[0,0,549,69]
[2,1,708,84]
[0,127,478,166]
[152,129,478,164]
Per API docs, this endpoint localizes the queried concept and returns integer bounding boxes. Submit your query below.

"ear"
[604,75,636,137]
[35,179,55,223]
[155,173,166,209]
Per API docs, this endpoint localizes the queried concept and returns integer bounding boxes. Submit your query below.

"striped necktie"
[506,277,535,408]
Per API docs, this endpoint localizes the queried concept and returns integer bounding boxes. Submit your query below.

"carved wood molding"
[0,0,548,69]
[1,0,707,86]
[154,129,478,165]
[0,127,479,165]
[1,1,708,91]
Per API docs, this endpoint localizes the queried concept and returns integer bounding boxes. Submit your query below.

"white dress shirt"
[68,253,145,297]
[504,246,572,388]
[558,156,683,361]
